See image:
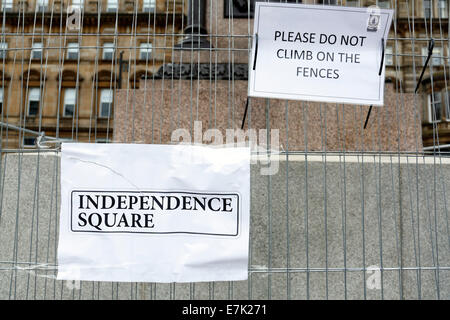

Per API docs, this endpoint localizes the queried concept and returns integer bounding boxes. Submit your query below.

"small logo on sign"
[367,6,381,32]
[367,14,380,32]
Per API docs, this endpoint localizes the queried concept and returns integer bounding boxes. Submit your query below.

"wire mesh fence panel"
[0,0,449,300]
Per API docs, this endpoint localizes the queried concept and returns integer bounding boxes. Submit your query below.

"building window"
[140,43,152,60]
[224,0,301,19]
[28,88,40,116]
[143,0,156,12]
[31,43,43,60]
[319,0,337,4]
[0,42,7,59]
[385,45,393,66]
[107,0,118,12]
[423,46,443,66]
[67,43,79,60]
[346,0,359,7]
[99,89,113,118]
[439,0,448,18]
[0,87,3,114]
[224,0,255,18]
[1,0,13,12]
[72,0,84,10]
[433,47,443,65]
[443,90,450,120]
[36,0,48,11]
[63,88,76,117]
[429,92,442,123]
[448,44,450,65]
[102,43,114,60]
[424,0,432,18]
[427,89,450,122]
[422,47,428,66]
[22,136,36,148]
[377,0,390,9]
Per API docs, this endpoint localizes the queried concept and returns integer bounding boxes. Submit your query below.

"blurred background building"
[0,0,184,148]
[0,0,450,152]
[114,0,443,152]
[2,1,450,301]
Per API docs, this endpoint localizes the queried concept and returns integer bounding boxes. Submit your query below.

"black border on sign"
[70,190,240,237]
[252,4,391,103]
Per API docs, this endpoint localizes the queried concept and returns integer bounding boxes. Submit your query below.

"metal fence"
[0,0,449,299]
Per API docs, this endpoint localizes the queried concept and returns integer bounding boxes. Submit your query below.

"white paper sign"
[248,3,394,106]
[57,143,250,283]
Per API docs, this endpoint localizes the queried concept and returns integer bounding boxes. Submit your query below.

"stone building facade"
[1,0,450,152]
[114,0,439,152]
[0,0,184,148]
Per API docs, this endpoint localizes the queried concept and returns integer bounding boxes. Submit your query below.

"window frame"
[67,42,80,60]
[438,0,448,18]
[27,87,41,117]
[433,47,443,66]
[0,87,3,114]
[422,47,428,66]
[0,42,7,60]
[102,43,115,60]
[319,0,337,4]
[422,46,443,66]
[95,138,111,144]
[442,89,450,121]
[107,0,118,12]
[31,42,43,60]
[385,45,394,66]
[1,0,13,12]
[377,0,390,9]
[143,0,156,12]
[428,91,443,123]
[448,43,450,66]
[36,0,49,11]
[224,0,301,19]
[99,89,113,119]
[22,136,36,148]
[346,0,359,7]
[139,43,153,61]
[63,88,77,118]
[424,0,433,18]
[71,0,84,10]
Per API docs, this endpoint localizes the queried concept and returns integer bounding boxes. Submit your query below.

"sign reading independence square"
[71,191,239,236]
[57,143,250,283]
[248,3,394,106]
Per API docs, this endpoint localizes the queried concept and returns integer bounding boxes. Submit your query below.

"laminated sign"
[248,3,394,105]
[57,143,250,283]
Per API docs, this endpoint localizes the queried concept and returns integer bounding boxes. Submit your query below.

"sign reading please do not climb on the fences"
[248,3,393,106]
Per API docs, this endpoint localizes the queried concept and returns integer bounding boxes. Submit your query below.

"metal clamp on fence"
[0,121,63,151]
[34,132,63,150]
